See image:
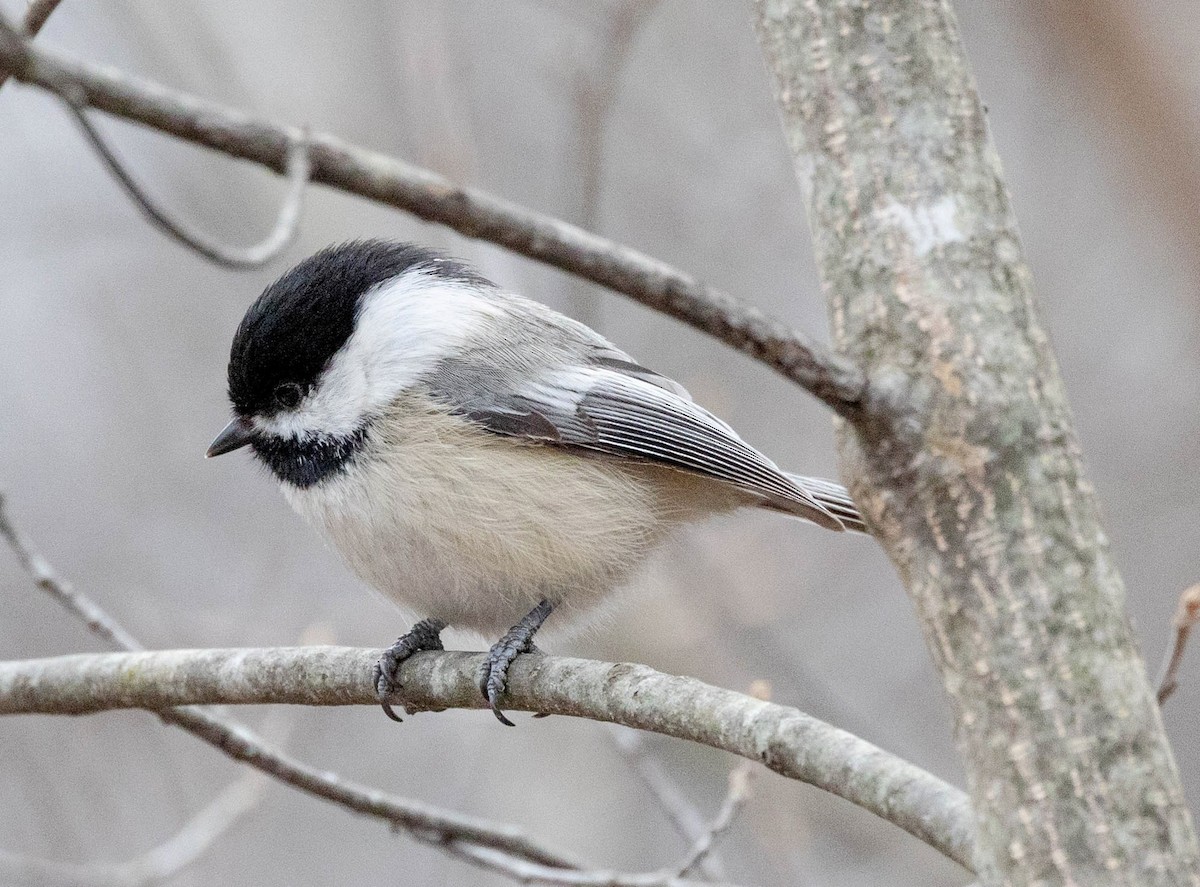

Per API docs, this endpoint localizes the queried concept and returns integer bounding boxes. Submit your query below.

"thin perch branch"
[0,25,865,414]
[0,646,975,871]
[0,492,968,871]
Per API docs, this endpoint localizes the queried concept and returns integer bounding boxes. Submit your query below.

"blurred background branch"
[0,0,61,88]
[0,709,291,887]
[536,0,665,331]
[0,768,268,887]
[1156,583,1200,705]
[607,725,735,881]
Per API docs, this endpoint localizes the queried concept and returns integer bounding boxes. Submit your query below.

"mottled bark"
[752,1,1199,885]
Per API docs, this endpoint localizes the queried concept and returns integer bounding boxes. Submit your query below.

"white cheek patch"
[255,270,503,440]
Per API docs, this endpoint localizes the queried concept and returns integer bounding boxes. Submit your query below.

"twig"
[1156,583,1200,705]
[21,0,63,36]
[0,776,263,887]
[606,682,766,881]
[0,12,310,269]
[675,762,755,879]
[0,0,61,89]
[65,93,310,268]
[555,0,664,329]
[607,726,729,879]
[442,842,743,887]
[0,494,580,872]
[0,646,976,872]
[0,495,142,651]
[0,23,865,415]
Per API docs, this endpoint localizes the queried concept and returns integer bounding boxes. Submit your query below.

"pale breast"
[282,399,732,636]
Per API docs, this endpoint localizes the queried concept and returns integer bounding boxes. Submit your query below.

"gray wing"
[423,303,848,530]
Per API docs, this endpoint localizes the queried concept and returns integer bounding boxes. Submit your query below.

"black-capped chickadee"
[207,240,866,724]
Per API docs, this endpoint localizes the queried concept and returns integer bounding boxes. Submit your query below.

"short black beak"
[206,417,255,458]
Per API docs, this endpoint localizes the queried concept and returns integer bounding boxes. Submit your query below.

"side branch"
[0,28,865,414]
[0,646,974,870]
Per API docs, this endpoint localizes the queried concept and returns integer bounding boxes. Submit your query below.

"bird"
[207,240,866,724]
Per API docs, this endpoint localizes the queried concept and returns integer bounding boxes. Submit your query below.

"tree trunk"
[751,1,1199,884]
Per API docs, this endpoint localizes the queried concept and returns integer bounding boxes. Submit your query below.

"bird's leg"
[373,617,448,722]
[478,599,553,726]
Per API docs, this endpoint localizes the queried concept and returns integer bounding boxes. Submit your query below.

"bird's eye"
[273,382,304,410]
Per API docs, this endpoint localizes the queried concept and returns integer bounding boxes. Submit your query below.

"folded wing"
[440,360,849,530]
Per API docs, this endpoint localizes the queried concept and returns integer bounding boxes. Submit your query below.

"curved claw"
[476,600,554,726]
[373,617,447,724]
[491,700,517,727]
[477,660,515,725]
[372,661,405,722]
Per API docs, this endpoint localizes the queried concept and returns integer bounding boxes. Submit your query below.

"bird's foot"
[373,617,447,722]
[478,600,553,726]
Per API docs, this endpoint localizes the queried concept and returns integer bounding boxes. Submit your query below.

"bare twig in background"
[65,95,311,268]
[0,494,581,872]
[0,774,265,887]
[1156,584,1200,705]
[0,494,142,651]
[0,645,976,872]
[153,704,583,871]
[675,762,754,879]
[0,0,62,89]
[20,0,64,36]
[0,710,292,887]
[606,679,767,881]
[542,0,664,330]
[0,12,310,269]
[0,24,866,415]
[442,842,743,887]
[607,727,730,880]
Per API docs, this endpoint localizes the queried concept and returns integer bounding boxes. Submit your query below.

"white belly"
[283,401,732,637]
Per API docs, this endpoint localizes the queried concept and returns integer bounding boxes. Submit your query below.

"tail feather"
[785,473,869,534]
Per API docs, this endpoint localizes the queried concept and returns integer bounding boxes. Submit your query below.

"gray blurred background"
[1,1,1197,884]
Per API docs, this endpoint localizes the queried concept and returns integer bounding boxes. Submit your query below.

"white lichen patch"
[876,194,966,256]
